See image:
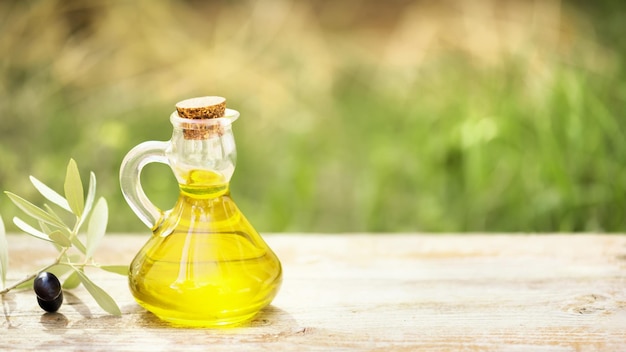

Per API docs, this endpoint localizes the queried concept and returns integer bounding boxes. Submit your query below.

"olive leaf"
[86,172,97,213]
[48,263,73,280]
[43,204,68,228]
[49,230,72,248]
[39,222,76,253]
[100,265,129,276]
[57,226,79,249]
[70,236,87,254]
[40,220,86,254]
[14,278,35,290]
[79,172,97,228]
[5,192,66,228]
[75,269,121,316]
[86,197,107,259]
[62,270,80,289]
[64,159,84,218]
[30,176,71,212]
[13,217,53,242]
[0,216,8,288]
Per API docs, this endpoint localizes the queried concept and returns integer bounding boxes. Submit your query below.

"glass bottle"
[119,102,282,327]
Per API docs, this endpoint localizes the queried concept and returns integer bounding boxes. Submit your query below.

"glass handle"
[119,141,170,229]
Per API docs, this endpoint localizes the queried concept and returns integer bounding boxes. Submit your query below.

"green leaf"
[66,254,81,262]
[30,176,71,212]
[86,198,107,258]
[48,263,73,279]
[80,172,97,226]
[39,222,64,252]
[70,236,87,254]
[53,227,78,250]
[75,269,121,316]
[99,265,129,276]
[62,270,81,289]
[14,277,35,289]
[43,204,67,228]
[43,221,85,254]
[49,230,72,247]
[5,192,66,228]
[13,217,53,242]
[39,221,54,236]
[64,159,84,218]
[0,216,8,288]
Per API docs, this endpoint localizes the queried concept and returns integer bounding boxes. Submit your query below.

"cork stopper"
[175,96,227,140]
[176,96,226,119]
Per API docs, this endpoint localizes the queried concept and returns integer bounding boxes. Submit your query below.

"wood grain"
[1,234,625,351]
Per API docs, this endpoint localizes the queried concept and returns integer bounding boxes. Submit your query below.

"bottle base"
[136,299,262,328]
[154,311,258,328]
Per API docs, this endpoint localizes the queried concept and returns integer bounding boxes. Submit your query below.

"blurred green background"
[1,0,625,233]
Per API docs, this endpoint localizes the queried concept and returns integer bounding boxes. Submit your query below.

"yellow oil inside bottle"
[129,170,282,327]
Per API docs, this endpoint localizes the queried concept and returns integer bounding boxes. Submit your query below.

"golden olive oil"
[129,170,282,327]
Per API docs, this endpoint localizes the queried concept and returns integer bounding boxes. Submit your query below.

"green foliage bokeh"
[1,0,625,233]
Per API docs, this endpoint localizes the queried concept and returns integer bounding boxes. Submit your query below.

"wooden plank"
[1,234,625,351]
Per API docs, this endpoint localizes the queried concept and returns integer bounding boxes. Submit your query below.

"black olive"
[37,292,63,313]
[33,272,62,302]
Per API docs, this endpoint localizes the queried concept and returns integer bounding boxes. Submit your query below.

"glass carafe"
[119,106,282,327]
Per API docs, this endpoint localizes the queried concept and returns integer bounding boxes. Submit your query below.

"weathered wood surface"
[1,234,625,351]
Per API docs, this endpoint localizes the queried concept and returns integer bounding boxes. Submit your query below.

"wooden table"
[1,234,625,351]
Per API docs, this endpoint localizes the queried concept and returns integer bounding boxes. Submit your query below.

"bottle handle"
[119,141,170,229]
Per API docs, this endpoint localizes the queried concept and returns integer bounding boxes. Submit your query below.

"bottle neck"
[166,109,239,198]
[178,169,230,199]
[167,124,237,186]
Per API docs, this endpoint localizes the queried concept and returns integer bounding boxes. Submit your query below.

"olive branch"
[0,159,127,315]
